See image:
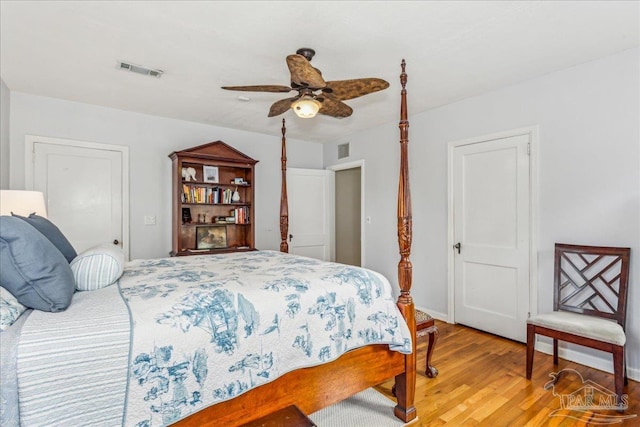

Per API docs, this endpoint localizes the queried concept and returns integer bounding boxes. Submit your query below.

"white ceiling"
[1,1,638,143]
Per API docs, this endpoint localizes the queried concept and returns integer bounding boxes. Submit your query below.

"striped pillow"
[71,244,125,291]
[0,286,27,331]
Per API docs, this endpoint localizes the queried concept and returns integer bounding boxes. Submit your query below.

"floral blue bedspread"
[119,250,411,427]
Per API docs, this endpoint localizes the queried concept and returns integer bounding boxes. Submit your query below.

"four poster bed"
[0,61,416,427]
[176,59,417,427]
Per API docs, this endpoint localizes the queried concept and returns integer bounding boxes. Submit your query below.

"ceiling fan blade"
[268,96,299,117]
[221,85,293,93]
[317,94,353,118]
[286,54,326,89]
[323,78,389,101]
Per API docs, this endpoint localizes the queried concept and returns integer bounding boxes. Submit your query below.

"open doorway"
[329,161,365,267]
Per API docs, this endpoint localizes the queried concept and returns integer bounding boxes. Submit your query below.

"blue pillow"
[12,214,77,262]
[0,216,75,312]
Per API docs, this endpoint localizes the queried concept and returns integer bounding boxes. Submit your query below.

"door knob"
[453,242,461,254]
[113,239,120,245]
[289,234,293,242]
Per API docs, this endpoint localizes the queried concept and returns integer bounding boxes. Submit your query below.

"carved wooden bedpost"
[280,118,289,253]
[394,59,417,422]
[397,60,413,307]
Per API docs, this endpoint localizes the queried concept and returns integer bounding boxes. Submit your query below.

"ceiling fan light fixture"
[291,95,321,118]
[223,48,387,118]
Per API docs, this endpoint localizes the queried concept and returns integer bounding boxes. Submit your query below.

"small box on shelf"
[232,177,248,185]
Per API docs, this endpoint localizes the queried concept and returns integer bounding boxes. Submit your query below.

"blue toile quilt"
[120,251,411,426]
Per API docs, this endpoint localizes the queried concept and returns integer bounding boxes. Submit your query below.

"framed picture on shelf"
[196,226,227,249]
[203,165,219,183]
[181,207,192,223]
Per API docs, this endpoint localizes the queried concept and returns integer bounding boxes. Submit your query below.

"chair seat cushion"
[415,309,433,325]
[528,311,625,346]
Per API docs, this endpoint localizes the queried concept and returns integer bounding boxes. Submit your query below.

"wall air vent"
[338,143,350,159]
[118,61,164,78]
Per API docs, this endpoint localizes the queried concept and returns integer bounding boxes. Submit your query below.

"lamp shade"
[0,190,48,218]
[292,96,321,118]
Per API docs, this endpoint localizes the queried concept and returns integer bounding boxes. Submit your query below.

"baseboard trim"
[535,340,639,382]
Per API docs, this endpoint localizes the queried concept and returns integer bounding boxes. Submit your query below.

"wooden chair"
[416,309,438,378]
[393,309,438,397]
[526,243,631,403]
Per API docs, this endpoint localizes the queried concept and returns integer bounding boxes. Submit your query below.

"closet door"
[287,168,334,261]
[27,136,129,258]
[452,133,531,342]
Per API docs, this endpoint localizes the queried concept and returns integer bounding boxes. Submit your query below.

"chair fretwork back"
[554,244,631,327]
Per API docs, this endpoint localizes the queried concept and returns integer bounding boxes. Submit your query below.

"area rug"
[309,388,419,426]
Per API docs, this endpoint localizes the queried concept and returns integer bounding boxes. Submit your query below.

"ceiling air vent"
[118,61,164,78]
[338,143,350,159]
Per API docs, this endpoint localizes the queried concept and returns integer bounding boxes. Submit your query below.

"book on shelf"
[183,185,235,204]
[230,206,249,224]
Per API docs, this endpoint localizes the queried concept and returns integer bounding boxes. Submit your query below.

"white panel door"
[287,168,334,261]
[31,139,126,257]
[453,134,530,342]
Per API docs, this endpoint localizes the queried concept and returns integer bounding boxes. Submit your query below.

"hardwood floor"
[377,321,639,426]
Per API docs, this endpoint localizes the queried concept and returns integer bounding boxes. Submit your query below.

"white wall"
[9,94,323,259]
[324,48,640,378]
[0,79,9,189]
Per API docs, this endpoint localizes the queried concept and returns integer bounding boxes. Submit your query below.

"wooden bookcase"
[169,141,258,256]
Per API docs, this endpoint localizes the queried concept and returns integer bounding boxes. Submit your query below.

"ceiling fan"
[221,48,389,119]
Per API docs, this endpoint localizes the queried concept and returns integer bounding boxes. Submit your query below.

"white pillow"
[71,244,125,291]
[0,286,27,331]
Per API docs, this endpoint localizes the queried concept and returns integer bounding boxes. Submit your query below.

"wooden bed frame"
[176,60,416,426]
